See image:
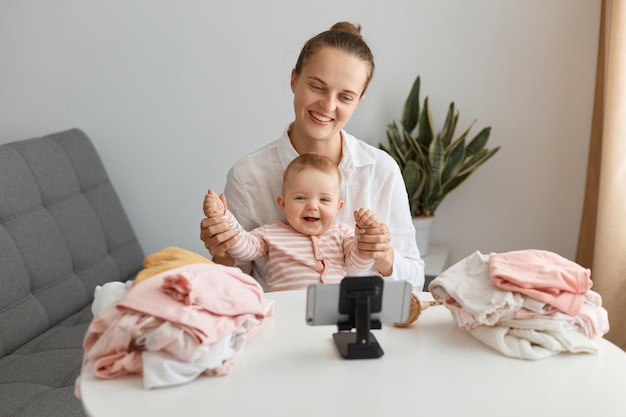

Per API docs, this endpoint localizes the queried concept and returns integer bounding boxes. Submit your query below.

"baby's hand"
[354,208,380,229]
[203,189,227,218]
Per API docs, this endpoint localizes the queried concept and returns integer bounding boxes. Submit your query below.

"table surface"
[80,289,626,417]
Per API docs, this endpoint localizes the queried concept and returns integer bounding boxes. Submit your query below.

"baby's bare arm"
[203,189,227,218]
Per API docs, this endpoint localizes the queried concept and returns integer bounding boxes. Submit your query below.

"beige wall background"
[0,0,601,266]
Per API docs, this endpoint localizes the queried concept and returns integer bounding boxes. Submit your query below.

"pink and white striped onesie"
[227,217,375,291]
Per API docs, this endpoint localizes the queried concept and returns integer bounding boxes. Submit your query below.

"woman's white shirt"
[223,127,425,291]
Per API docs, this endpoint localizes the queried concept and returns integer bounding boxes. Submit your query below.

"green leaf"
[450,120,475,151]
[417,97,434,149]
[427,131,445,201]
[458,147,500,177]
[441,171,472,195]
[403,160,426,216]
[401,76,421,134]
[439,102,458,149]
[440,135,465,185]
[385,123,407,167]
[386,121,402,149]
[465,127,492,157]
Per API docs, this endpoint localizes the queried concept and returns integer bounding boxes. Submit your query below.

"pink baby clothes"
[488,250,592,316]
[116,263,267,345]
[228,219,375,291]
[82,306,170,379]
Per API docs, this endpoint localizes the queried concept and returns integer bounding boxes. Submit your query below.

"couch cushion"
[0,128,144,359]
[0,305,92,417]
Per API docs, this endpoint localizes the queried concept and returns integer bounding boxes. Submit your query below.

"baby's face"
[277,168,343,236]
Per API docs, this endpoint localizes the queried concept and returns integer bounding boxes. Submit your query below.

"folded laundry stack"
[75,248,273,397]
[429,249,609,360]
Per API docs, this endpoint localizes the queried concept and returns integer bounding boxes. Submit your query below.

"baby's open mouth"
[303,217,320,222]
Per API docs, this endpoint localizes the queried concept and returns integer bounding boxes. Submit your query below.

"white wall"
[0,0,600,266]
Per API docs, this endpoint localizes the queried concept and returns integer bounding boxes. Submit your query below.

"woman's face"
[290,47,369,146]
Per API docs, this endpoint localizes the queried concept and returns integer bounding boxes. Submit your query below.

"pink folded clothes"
[488,249,592,317]
[75,263,274,397]
[162,273,198,305]
[117,263,270,345]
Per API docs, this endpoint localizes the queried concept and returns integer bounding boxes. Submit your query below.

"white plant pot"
[412,216,434,256]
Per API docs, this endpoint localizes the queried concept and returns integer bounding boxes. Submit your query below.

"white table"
[80,289,626,417]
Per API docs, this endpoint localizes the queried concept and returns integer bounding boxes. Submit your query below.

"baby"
[204,153,381,291]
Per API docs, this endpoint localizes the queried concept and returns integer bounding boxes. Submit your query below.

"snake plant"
[380,75,500,218]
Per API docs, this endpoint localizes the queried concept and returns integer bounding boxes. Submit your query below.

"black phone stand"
[332,276,384,359]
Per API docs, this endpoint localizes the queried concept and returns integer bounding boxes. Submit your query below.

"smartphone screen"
[305,279,412,326]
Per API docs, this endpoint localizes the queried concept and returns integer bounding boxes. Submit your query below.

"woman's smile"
[310,111,333,123]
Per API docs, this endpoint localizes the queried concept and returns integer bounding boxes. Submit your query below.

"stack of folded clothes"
[429,249,609,360]
[75,247,273,397]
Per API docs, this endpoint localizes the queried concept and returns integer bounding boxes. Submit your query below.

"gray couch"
[0,129,144,417]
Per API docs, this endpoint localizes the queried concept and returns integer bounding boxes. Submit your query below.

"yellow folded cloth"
[133,246,214,286]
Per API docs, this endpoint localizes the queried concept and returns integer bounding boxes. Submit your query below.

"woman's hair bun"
[330,21,362,39]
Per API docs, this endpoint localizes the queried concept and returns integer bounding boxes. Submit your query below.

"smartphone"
[305,278,412,326]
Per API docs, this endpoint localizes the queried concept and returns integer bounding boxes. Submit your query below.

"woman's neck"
[288,125,343,166]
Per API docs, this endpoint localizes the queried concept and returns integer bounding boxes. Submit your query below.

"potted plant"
[380,75,500,255]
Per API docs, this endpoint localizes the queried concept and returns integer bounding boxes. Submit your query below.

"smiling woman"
[199,21,425,292]
[289,46,370,166]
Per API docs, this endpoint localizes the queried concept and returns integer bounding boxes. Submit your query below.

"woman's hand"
[354,209,394,276]
[200,190,239,265]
